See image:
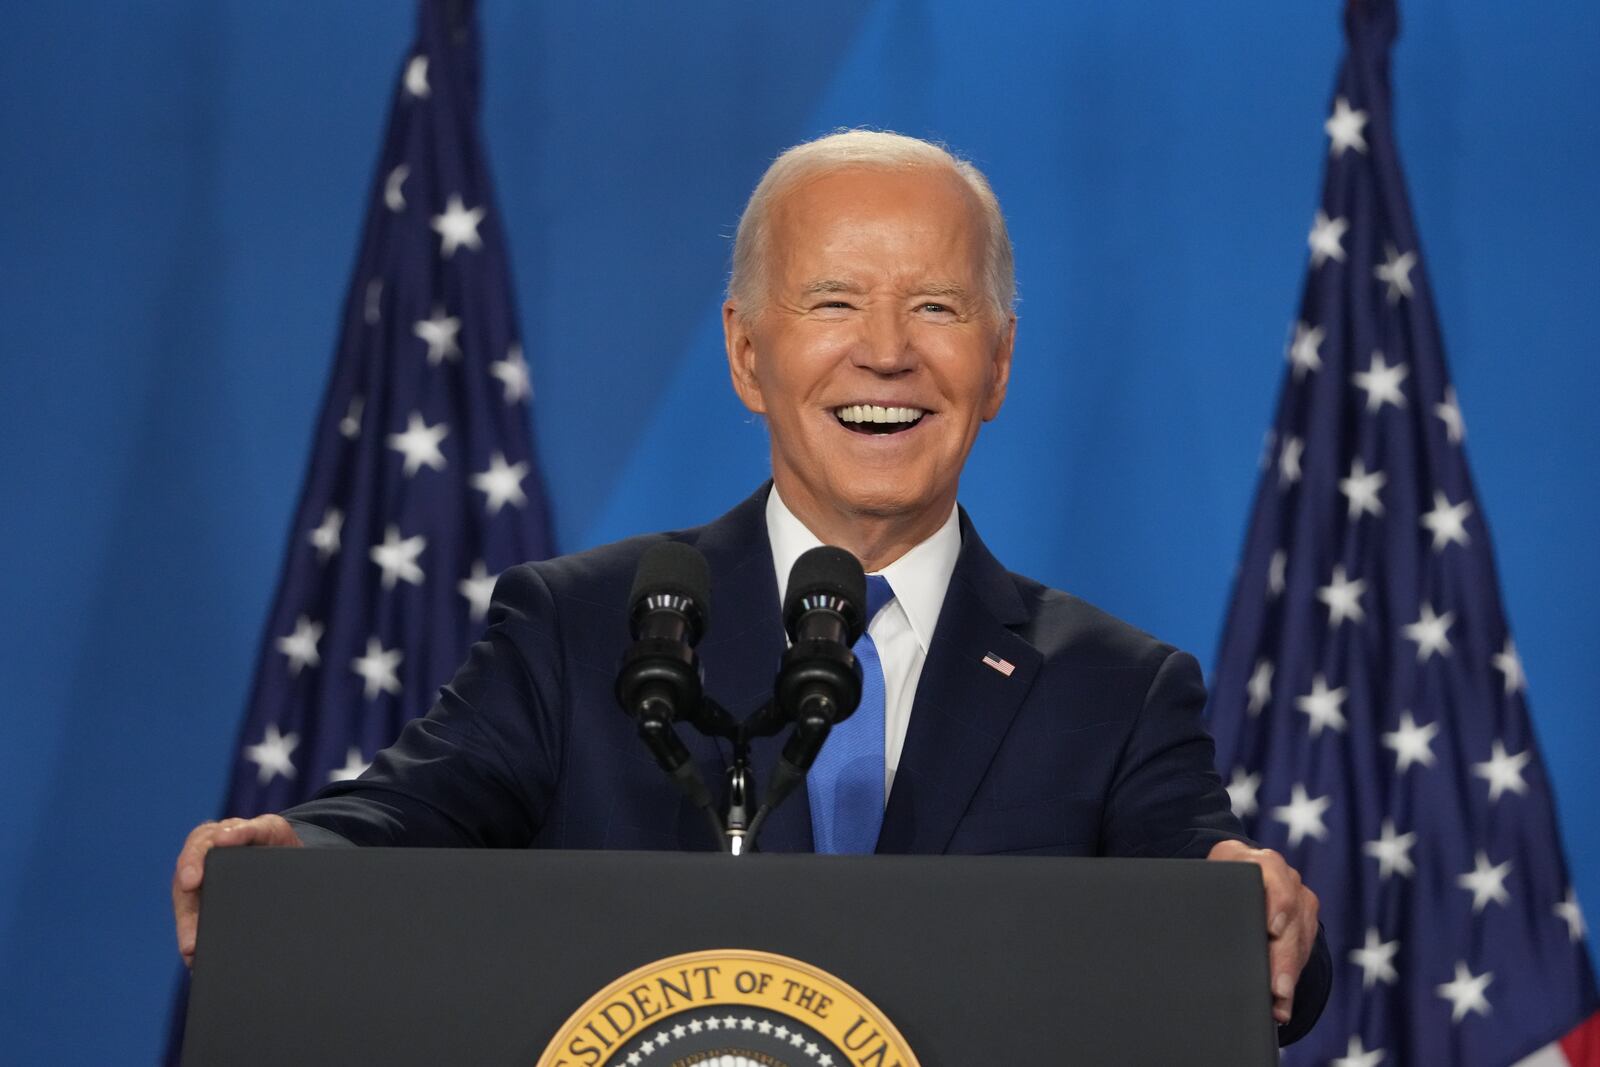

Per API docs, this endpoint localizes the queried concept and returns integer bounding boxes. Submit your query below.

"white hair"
[728,129,1016,321]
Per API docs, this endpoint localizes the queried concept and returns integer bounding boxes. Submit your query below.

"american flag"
[167,0,550,1058]
[225,0,551,815]
[1207,2,1599,1064]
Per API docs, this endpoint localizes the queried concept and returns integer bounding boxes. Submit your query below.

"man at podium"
[174,130,1329,1042]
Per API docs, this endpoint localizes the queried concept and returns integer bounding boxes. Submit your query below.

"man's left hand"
[1206,839,1319,1026]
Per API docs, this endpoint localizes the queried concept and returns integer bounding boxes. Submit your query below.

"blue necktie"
[808,574,894,854]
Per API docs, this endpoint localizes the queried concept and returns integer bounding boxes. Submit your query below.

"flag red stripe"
[1560,1010,1600,1066]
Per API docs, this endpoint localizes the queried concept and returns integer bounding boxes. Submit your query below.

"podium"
[184,849,1278,1065]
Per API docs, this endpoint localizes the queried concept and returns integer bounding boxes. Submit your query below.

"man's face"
[724,165,1015,533]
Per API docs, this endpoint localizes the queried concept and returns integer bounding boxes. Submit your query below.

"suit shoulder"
[1008,572,1179,671]
[500,519,713,594]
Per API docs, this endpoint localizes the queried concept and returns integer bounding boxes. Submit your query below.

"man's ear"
[723,301,767,415]
[981,313,1017,422]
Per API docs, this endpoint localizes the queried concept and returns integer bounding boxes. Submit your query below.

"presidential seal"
[536,949,919,1067]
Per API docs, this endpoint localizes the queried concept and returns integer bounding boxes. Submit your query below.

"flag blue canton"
[225,0,552,818]
[1208,3,1597,1064]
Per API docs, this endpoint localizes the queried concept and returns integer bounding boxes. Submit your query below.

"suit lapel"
[876,510,1041,855]
[690,484,815,852]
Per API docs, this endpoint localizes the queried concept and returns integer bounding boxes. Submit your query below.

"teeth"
[835,404,925,424]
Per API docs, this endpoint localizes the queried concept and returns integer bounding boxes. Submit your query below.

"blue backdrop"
[1,3,1595,1061]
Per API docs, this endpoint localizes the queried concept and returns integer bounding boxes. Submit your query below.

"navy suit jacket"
[285,484,1329,1040]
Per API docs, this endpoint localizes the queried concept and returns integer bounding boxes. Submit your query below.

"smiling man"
[174,130,1328,1042]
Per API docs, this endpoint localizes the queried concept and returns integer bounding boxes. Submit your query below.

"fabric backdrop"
[1,3,1594,1061]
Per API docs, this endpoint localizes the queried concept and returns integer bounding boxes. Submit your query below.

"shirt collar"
[765,485,960,654]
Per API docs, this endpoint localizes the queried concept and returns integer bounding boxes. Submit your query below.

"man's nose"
[852,306,917,375]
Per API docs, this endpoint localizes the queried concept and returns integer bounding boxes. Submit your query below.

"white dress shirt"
[765,486,961,800]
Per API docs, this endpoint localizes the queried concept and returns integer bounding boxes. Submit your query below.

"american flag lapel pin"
[981,651,1015,677]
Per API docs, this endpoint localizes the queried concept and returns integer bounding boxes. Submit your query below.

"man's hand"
[172,814,302,968]
[1207,839,1319,1026]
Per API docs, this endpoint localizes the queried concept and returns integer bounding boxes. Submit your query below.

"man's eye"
[919,302,953,314]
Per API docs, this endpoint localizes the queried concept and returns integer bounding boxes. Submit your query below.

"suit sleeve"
[1101,648,1332,1046]
[1101,648,1243,859]
[279,563,565,847]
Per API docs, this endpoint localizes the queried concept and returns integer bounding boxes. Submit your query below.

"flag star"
[328,746,370,782]
[1381,711,1439,773]
[1325,96,1369,156]
[671,1024,687,1039]
[1435,386,1466,444]
[1458,851,1513,913]
[370,525,427,589]
[1473,740,1531,803]
[1339,458,1387,520]
[1420,491,1472,551]
[275,615,324,676]
[639,1039,654,1053]
[1317,565,1367,627]
[1268,549,1287,598]
[1352,350,1409,412]
[244,723,299,784]
[471,451,529,515]
[383,163,409,213]
[1272,783,1331,847]
[687,1019,703,1033]
[458,560,498,623]
[819,1057,835,1067]
[1296,673,1349,737]
[430,193,486,258]
[387,412,449,477]
[1226,767,1261,819]
[413,307,463,365]
[1307,211,1349,267]
[1331,1035,1386,1067]
[490,344,532,403]
[1288,321,1325,379]
[364,278,383,325]
[724,1015,740,1029]
[1436,961,1493,1023]
[1278,435,1304,486]
[790,1031,806,1047]
[1246,658,1274,715]
[741,1016,756,1030]
[770,1025,785,1039]
[351,636,403,699]
[806,1043,820,1056]
[1555,889,1587,943]
[339,395,365,439]
[1374,242,1418,304]
[757,1020,773,1035]
[1402,602,1455,662]
[309,506,343,561]
[1363,819,1417,880]
[706,1017,722,1030]
[626,1055,641,1067]
[403,54,429,98]
[1492,638,1526,694]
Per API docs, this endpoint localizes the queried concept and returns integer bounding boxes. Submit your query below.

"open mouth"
[833,404,927,435]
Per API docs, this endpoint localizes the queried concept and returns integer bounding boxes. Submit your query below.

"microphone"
[616,540,709,728]
[777,544,866,741]
[615,542,719,831]
[748,546,866,840]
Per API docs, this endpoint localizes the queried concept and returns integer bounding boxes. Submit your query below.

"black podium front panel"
[185,849,1276,1065]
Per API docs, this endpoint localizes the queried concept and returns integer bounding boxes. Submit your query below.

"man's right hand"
[172,814,302,968]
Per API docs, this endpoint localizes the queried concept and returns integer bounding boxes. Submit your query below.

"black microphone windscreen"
[783,545,866,643]
[630,540,712,616]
